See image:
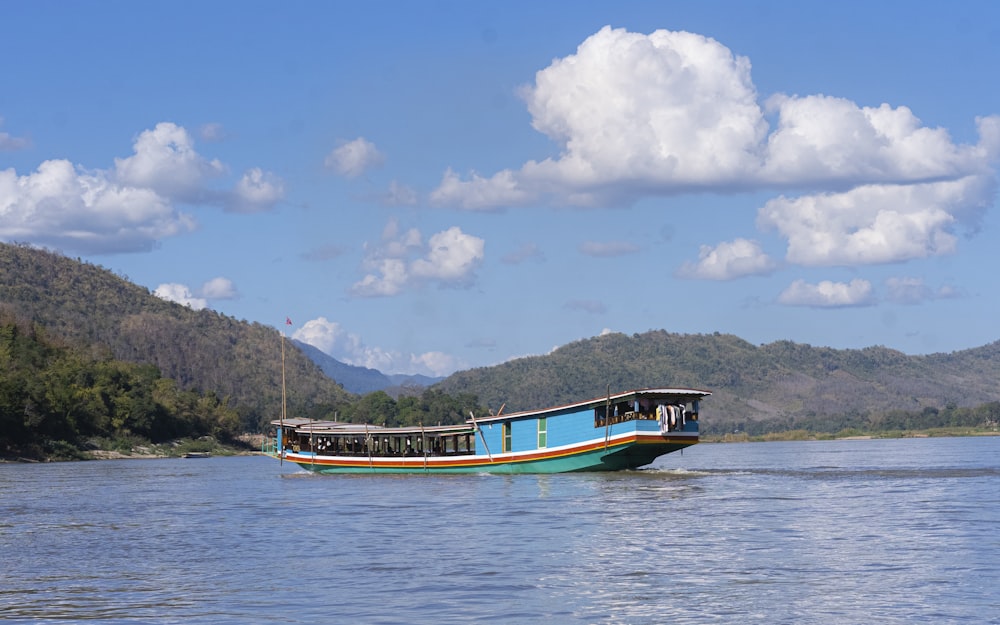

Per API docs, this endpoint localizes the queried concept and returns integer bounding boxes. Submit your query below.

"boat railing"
[261,436,279,457]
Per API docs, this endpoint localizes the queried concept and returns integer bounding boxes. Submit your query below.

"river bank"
[701,425,1000,443]
[1,435,259,463]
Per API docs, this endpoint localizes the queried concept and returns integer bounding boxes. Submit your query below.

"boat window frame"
[537,417,547,449]
[502,422,511,453]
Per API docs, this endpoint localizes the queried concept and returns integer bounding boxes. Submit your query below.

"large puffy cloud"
[0,122,284,254]
[432,26,997,208]
[521,27,766,190]
[432,26,766,208]
[761,96,989,186]
[758,175,994,266]
[114,122,226,201]
[351,219,484,297]
[427,25,999,287]
[293,316,464,376]
[0,159,194,253]
[114,123,284,212]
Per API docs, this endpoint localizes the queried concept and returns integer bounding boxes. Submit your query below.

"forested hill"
[435,330,1000,430]
[0,243,352,428]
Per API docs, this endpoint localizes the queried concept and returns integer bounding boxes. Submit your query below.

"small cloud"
[579,240,640,257]
[199,277,238,300]
[293,317,361,357]
[351,221,484,297]
[228,167,285,213]
[325,137,385,178]
[466,337,497,349]
[154,283,207,310]
[565,299,607,314]
[676,238,777,280]
[0,117,30,151]
[382,180,418,206]
[885,276,960,305]
[198,122,228,142]
[429,167,533,212]
[501,242,545,264]
[409,351,465,378]
[777,278,875,308]
[301,244,347,261]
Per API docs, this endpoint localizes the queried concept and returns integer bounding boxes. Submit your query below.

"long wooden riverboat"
[263,387,709,474]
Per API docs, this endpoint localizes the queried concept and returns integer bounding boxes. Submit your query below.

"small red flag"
[285,317,292,325]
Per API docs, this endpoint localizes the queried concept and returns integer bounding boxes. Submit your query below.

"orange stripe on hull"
[282,432,697,470]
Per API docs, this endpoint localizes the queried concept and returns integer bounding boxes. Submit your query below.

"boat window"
[502,423,511,453]
[595,399,666,427]
[537,418,547,449]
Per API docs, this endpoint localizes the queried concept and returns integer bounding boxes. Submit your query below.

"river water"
[1,437,997,624]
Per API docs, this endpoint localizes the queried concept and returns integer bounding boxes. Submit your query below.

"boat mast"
[604,384,611,450]
[469,411,493,462]
[279,321,289,464]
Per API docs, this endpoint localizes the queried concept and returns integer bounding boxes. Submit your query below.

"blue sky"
[2,1,999,377]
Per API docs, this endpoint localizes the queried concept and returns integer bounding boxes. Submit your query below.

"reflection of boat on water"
[262,387,709,474]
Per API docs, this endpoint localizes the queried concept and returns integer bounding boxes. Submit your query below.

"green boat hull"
[275,439,695,475]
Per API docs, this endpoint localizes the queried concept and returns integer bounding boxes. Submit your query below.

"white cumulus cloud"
[0,159,195,254]
[293,316,464,376]
[199,277,238,299]
[410,227,486,282]
[777,278,875,308]
[293,317,364,359]
[676,238,777,280]
[154,283,208,310]
[757,175,993,266]
[0,122,285,254]
[229,167,285,213]
[325,137,385,178]
[114,122,226,202]
[424,25,998,280]
[351,220,484,297]
[430,168,535,211]
[153,277,239,309]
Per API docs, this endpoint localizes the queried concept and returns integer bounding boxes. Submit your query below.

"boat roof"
[470,387,711,425]
[272,387,710,432]
[271,418,475,436]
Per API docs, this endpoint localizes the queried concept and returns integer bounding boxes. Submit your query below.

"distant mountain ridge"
[4,242,998,436]
[293,340,442,395]
[435,331,1000,430]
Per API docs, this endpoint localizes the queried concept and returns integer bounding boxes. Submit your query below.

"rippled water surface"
[1,437,997,624]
